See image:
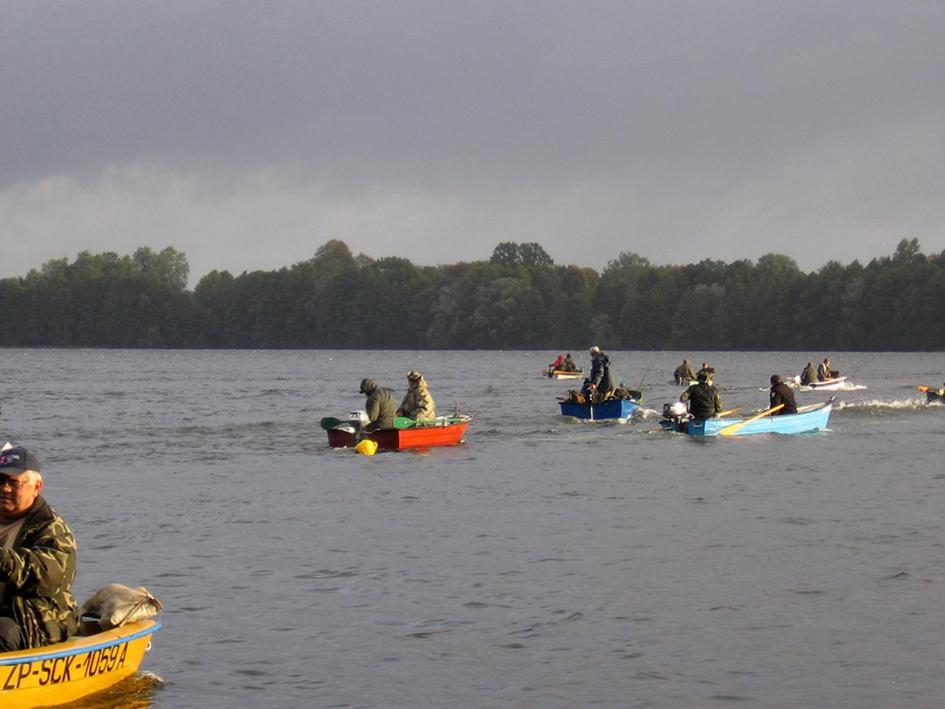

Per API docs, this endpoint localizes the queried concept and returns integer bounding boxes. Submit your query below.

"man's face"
[0,473,42,521]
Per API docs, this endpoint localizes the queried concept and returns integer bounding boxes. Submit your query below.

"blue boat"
[660,400,833,436]
[559,397,641,421]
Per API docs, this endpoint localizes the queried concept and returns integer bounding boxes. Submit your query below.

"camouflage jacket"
[397,381,436,420]
[0,496,78,648]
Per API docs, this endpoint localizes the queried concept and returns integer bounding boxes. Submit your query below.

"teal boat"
[661,399,833,436]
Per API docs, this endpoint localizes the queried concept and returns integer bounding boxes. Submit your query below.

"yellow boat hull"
[0,619,160,709]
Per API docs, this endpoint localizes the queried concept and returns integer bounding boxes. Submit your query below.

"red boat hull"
[327,422,469,451]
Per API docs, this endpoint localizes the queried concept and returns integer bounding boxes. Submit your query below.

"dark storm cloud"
[2,1,944,279]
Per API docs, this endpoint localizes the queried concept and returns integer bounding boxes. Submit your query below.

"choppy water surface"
[2,349,944,708]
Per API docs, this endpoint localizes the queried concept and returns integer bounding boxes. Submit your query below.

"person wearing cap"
[680,369,723,419]
[396,370,437,421]
[769,374,798,415]
[588,346,619,398]
[358,378,396,432]
[0,446,78,651]
[673,359,696,385]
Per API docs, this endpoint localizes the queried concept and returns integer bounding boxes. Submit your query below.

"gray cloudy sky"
[2,1,944,283]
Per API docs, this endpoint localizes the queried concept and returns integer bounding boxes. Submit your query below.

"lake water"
[2,349,944,708]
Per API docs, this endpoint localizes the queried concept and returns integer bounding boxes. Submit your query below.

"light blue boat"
[661,400,833,436]
[559,397,641,421]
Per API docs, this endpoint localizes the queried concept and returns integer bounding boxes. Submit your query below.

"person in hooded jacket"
[673,359,696,385]
[358,378,396,431]
[588,346,619,397]
[769,374,798,414]
[680,370,722,419]
[396,370,436,421]
[800,362,818,386]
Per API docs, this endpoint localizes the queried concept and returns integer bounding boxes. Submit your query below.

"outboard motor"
[660,401,690,432]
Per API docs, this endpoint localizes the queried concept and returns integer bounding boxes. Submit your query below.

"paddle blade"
[720,404,783,436]
[393,416,416,429]
[320,416,343,430]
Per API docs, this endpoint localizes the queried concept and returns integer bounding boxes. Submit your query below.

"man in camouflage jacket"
[396,370,437,421]
[0,446,78,651]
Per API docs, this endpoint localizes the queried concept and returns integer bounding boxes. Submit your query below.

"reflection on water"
[64,672,163,708]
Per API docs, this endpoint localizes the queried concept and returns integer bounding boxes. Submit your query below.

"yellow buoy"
[354,439,378,456]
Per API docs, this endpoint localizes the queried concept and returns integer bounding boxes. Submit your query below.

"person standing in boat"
[396,370,436,421]
[769,374,798,415]
[800,361,818,386]
[673,359,696,385]
[680,369,722,418]
[358,378,396,432]
[589,346,619,398]
[0,446,78,651]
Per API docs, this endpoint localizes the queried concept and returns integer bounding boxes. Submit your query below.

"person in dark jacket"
[680,370,722,419]
[0,446,78,651]
[561,354,577,372]
[673,359,696,385]
[769,374,798,414]
[589,346,619,397]
[696,362,714,382]
[358,378,396,431]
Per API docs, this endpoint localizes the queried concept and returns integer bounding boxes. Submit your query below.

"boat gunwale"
[0,619,161,666]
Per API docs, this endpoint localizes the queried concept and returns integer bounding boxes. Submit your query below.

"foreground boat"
[661,400,833,436]
[559,397,641,422]
[0,619,160,709]
[326,416,471,451]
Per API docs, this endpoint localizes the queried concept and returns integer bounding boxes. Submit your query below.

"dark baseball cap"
[0,446,41,474]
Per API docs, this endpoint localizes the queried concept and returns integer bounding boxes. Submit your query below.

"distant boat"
[543,369,584,380]
[559,397,641,422]
[918,385,944,404]
[661,399,833,436]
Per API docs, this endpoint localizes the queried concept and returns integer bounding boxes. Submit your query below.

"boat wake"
[835,398,933,415]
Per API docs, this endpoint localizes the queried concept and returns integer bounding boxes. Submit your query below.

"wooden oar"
[717,407,741,418]
[719,404,783,436]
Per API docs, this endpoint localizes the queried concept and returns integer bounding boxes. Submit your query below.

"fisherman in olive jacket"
[359,378,396,431]
[0,446,78,651]
[680,370,723,419]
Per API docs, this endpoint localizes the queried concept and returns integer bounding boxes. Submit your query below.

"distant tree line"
[1,238,944,350]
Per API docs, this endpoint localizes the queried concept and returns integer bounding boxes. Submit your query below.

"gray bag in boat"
[80,583,164,633]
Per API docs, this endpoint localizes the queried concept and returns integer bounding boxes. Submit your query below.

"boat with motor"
[323,412,471,451]
[0,619,161,709]
[660,398,834,436]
